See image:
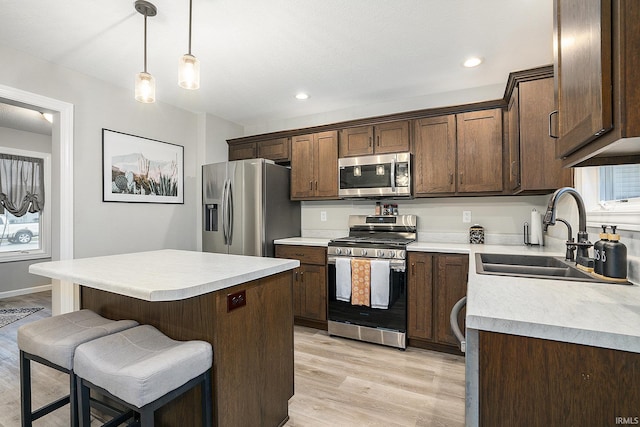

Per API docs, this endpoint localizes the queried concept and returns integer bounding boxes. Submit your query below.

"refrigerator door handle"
[222,179,229,245]
[227,179,234,245]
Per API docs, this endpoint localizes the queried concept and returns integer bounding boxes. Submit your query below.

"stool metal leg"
[77,377,92,427]
[202,369,212,427]
[20,351,33,427]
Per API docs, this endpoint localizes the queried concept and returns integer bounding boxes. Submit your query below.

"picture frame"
[102,129,184,204]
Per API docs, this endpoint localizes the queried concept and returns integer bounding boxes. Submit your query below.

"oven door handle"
[450,296,466,353]
[327,256,405,272]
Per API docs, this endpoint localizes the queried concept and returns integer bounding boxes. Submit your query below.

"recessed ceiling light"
[463,57,483,68]
[295,93,309,100]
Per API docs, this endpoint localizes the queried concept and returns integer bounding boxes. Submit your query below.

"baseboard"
[0,284,52,299]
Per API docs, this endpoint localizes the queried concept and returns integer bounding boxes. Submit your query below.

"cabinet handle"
[411,262,415,275]
[300,271,304,282]
[309,181,313,190]
[315,181,318,190]
[294,271,298,282]
[376,136,380,146]
[369,137,372,147]
[449,173,453,185]
[459,172,464,185]
[548,110,559,139]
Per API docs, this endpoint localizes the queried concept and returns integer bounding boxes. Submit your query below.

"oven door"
[338,153,411,198]
[327,258,406,332]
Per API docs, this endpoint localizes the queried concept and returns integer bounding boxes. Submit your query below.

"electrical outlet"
[320,211,327,222]
[462,210,472,223]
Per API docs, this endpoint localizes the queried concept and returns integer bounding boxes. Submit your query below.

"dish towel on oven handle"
[351,258,371,307]
[370,259,391,309]
[335,258,352,302]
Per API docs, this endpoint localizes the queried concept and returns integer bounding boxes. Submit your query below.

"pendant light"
[178,0,200,90]
[134,0,157,103]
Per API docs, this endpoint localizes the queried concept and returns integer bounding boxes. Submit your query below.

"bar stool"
[17,309,138,427]
[74,324,213,427]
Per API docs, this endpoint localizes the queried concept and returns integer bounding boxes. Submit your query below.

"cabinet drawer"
[275,245,326,265]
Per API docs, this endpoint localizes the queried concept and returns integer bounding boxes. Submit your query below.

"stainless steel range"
[327,214,416,349]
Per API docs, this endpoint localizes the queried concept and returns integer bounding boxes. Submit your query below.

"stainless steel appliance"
[327,214,417,349]
[338,152,411,198]
[202,158,301,257]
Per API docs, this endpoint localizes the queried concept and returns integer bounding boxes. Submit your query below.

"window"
[578,164,640,232]
[599,164,640,202]
[0,147,51,262]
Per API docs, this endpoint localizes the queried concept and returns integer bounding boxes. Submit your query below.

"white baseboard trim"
[0,284,52,299]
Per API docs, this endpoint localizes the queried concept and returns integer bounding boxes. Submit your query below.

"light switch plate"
[462,210,472,223]
[320,211,327,222]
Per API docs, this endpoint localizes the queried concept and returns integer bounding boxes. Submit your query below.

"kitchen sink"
[475,253,628,284]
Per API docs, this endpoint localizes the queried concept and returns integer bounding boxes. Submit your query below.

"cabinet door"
[554,0,613,157]
[299,264,327,321]
[413,115,457,194]
[518,78,573,191]
[229,142,256,161]
[457,109,503,193]
[374,121,410,154]
[290,134,315,199]
[507,87,521,191]
[434,254,468,347]
[407,252,433,340]
[258,137,290,162]
[339,126,374,157]
[314,131,339,199]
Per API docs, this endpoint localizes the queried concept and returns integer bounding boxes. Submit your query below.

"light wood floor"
[0,291,465,426]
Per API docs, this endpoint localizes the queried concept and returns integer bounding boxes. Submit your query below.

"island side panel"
[80,270,294,427]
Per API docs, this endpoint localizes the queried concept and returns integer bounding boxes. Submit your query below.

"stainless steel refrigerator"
[202,158,301,257]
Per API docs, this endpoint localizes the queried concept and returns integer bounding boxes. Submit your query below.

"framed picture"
[102,129,184,204]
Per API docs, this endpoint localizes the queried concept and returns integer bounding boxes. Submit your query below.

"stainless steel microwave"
[338,152,411,198]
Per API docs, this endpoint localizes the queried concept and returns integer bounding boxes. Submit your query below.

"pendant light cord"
[143,14,148,73]
[188,0,193,55]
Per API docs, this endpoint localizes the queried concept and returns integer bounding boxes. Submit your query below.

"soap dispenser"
[602,225,627,281]
[593,225,608,276]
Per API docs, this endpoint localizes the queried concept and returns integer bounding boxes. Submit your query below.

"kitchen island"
[29,249,300,427]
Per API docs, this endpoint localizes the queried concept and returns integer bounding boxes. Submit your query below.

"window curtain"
[0,154,45,217]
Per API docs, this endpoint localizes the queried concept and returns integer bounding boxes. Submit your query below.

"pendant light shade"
[134,0,157,103]
[178,0,200,90]
[135,71,156,103]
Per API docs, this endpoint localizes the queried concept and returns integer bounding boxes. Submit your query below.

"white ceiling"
[0,0,553,131]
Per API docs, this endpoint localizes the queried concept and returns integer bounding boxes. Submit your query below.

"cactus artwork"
[104,130,183,203]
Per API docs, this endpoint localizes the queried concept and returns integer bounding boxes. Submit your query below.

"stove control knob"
[361,249,368,256]
[398,250,406,259]
[388,250,396,258]
[335,248,341,255]
[377,250,385,258]
[344,248,351,255]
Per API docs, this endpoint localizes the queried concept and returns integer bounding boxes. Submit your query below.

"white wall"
[0,126,54,292]
[0,45,209,269]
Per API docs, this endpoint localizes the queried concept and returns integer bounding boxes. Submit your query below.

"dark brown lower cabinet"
[407,252,468,354]
[479,331,640,427]
[275,245,327,329]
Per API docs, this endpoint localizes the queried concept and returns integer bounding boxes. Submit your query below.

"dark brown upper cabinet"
[228,141,256,161]
[456,109,503,193]
[290,131,338,200]
[339,121,410,157]
[554,0,640,166]
[505,68,573,193]
[257,137,290,163]
[412,108,503,196]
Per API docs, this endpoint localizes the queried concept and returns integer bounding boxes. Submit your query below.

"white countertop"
[29,249,300,302]
[274,237,331,247]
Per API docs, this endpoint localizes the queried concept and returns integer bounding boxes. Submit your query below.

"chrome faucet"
[543,187,593,267]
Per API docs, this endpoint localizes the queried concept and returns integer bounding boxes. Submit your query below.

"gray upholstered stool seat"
[74,324,213,427]
[17,309,138,427]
